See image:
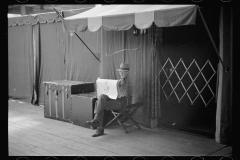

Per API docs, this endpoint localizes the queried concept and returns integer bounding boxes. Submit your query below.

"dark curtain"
[149,25,163,119]
[34,22,66,105]
[215,6,232,145]
[8,25,34,103]
[101,26,162,124]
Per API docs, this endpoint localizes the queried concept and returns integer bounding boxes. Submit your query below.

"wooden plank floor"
[8,99,232,156]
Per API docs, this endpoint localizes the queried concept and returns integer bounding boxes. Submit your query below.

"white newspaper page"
[96,78,118,99]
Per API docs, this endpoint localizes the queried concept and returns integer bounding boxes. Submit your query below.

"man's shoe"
[91,126,97,130]
[85,119,100,128]
[92,127,104,137]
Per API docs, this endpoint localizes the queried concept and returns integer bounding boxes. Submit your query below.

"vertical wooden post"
[150,118,158,128]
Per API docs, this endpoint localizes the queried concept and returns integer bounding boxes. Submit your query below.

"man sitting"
[86,63,129,137]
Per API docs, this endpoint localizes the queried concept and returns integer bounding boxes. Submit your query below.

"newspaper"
[96,78,118,99]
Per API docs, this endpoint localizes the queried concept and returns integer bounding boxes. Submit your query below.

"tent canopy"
[8,7,92,26]
[64,5,197,32]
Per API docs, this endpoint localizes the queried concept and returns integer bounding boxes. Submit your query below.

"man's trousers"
[94,94,127,127]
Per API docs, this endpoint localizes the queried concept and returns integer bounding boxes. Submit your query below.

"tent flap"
[103,14,135,31]
[8,13,61,26]
[64,5,197,32]
[8,7,92,27]
[135,11,154,29]
[88,16,102,32]
[154,5,197,27]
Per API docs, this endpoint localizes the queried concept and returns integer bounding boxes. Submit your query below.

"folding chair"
[104,99,142,133]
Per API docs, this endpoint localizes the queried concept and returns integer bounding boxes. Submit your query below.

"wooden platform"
[8,99,232,156]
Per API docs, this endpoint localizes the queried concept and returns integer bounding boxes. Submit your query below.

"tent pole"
[73,32,101,62]
[123,31,127,63]
[197,6,227,72]
[52,6,101,63]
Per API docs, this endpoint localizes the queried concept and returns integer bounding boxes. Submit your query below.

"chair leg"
[104,109,141,133]
[104,112,122,128]
[117,119,128,133]
[124,111,141,129]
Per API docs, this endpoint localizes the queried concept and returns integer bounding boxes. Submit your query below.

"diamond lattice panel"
[158,58,216,107]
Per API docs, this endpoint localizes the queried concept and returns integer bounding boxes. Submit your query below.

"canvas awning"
[8,7,92,27]
[64,5,197,32]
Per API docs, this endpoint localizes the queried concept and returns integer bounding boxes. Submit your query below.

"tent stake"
[52,6,101,62]
[197,6,227,72]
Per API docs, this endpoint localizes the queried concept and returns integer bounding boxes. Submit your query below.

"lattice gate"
[157,58,216,107]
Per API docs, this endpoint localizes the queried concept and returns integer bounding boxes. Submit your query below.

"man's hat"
[117,63,129,71]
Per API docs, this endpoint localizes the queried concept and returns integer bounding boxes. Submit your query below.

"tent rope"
[106,45,141,56]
